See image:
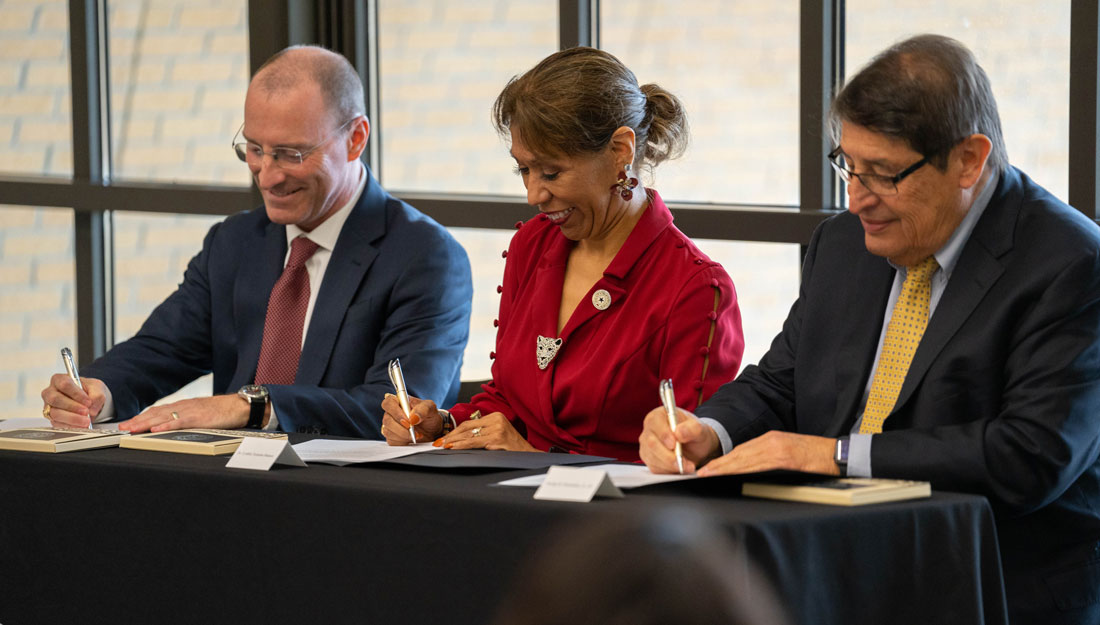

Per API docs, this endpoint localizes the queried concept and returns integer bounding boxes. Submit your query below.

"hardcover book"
[0,427,128,453]
[742,477,931,506]
[120,429,288,456]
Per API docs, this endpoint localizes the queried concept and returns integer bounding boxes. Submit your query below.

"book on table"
[119,429,288,456]
[741,476,931,506]
[0,427,128,453]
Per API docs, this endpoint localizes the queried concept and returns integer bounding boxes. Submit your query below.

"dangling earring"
[610,164,639,201]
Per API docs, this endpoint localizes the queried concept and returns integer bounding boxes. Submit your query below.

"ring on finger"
[170,411,180,421]
[42,404,51,419]
[473,427,482,437]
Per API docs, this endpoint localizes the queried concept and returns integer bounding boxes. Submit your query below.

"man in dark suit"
[640,35,1100,624]
[39,45,472,438]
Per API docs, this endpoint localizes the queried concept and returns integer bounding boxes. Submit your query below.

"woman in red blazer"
[381,47,744,461]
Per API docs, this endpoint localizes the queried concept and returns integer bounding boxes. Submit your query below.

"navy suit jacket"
[85,168,472,438]
[697,167,1100,623]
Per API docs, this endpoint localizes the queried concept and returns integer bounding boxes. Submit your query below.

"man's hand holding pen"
[638,406,721,474]
[40,373,107,428]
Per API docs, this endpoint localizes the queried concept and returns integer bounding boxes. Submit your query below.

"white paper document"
[291,439,440,466]
[0,417,52,431]
[1,418,120,431]
[498,463,699,489]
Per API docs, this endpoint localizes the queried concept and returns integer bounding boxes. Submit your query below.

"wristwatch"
[238,384,269,429]
[834,436,850,476]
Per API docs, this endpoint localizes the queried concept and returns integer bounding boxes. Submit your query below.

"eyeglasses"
[828,147,929,196]
[232,118,357,168]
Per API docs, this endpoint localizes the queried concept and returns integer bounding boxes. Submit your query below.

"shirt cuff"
[698,417,732,455]
[847,433,873,477]
[93,384,115,423]
[263,401,280,431]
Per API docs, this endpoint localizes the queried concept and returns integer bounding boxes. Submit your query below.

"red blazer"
[450,191,744,461]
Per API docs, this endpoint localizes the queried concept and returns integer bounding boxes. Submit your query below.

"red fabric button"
[501,250,508,258]
[699,346,710,355]
[694,259,704,265]
[707,311,717,321]
[693,380,704,390]
[496,285,503,294]
[514,221,524,229]
[489,351,496,360]
[493,319,499,327]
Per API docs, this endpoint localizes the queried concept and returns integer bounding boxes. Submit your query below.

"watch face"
[239,384,269,401]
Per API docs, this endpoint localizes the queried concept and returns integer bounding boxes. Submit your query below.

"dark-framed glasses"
[232,117,358,168]
[827,147,929,196]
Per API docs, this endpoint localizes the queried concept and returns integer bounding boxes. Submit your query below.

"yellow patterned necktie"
[860,256,939,434]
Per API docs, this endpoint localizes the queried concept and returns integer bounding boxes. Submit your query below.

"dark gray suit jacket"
[698,167,1100,623]
[85,168,472,438]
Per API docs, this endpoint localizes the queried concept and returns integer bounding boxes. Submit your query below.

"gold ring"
[473,427,482,437]
[171,411,180,421]
[42,404,51,419]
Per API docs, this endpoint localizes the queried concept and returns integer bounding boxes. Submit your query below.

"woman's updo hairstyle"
[492,47,688,175]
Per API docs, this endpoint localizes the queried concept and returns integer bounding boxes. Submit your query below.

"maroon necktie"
[254,236,321,385]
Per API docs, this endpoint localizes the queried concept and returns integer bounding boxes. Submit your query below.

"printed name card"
[226,437,308,471]
[533,465,624,502]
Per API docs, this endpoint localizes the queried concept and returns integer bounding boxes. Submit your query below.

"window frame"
[0,0,1096,366]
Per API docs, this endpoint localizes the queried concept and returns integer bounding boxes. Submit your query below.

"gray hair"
[830,34,1007,174]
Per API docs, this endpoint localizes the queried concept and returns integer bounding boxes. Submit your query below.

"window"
[846,1,1071,200]
[0,0,72,177]
[601,1,800,205]
[107,0,251,185]
[0,205,76,419]
[378,0,557,195]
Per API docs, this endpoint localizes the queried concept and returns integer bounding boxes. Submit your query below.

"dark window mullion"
[69,0,112,362]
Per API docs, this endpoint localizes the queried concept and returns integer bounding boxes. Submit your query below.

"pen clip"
[659,379,676,418]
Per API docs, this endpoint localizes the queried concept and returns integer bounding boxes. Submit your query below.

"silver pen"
[61,347,91,430]
[387,359,418,443]
[659,379,684,474]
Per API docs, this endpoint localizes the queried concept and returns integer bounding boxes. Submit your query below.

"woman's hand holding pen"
[436,412,538,452]
[380,393,442,445]
[40,374,107,428]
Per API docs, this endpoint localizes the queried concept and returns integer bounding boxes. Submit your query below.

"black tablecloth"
[0,440,1007,625]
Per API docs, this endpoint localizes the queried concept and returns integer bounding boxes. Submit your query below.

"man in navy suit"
[40,45,472,438]
[641,35,1100,623]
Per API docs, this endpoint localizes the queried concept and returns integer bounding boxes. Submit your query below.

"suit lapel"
[231,217,287,388]
[833,251,895,432]
[295,172,385,386]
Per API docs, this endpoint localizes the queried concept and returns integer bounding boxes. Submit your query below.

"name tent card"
[226,437,307,471]
[533,465,624,502]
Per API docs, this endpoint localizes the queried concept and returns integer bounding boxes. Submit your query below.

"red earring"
[610,166,638,201]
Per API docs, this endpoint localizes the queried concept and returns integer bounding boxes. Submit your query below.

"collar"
[888,170,1000,276]
[603,189,674,280]
[285,161,366,250]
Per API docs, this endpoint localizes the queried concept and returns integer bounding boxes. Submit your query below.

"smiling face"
[509,127,635,243]
[242,78,365,232]
[839,122,975,267]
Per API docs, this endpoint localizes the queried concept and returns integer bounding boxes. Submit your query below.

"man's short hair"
[254,45,365,126]
[830,34,1007,174]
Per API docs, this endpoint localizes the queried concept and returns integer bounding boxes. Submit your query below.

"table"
[0,440,1007,625]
